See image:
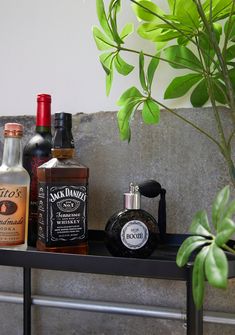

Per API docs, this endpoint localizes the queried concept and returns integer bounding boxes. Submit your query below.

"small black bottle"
[105,183,158,258]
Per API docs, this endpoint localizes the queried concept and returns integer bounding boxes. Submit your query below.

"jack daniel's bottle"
[36,112,89,254]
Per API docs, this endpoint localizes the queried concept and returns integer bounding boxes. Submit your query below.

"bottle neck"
[36,100,51,129]
[52,127,74,159]
[35,125,52,135]
[2,137,23,167]
[52,148,75,159]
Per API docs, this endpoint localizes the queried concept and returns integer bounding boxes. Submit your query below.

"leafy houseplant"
[93,0,235,307]
[176,185,235,308]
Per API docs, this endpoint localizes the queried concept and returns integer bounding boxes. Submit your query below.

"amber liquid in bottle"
[36,113,89,254]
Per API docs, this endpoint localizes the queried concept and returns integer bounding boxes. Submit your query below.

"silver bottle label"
[121,220,149,249]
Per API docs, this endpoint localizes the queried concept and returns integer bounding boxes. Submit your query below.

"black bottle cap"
[54,112,72,129]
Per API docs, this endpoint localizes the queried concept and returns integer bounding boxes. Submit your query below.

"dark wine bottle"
[23,94,52,247]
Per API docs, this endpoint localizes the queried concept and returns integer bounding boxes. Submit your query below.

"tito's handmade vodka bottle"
[36,112,89,254]
[0,123,30,250]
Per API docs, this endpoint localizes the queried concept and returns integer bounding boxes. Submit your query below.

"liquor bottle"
[23,94,52,247]
[105,183,158,258]
[36,112,89,254]
[0,123,30,250]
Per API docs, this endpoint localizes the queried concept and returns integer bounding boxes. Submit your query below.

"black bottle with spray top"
[105,182,159,258]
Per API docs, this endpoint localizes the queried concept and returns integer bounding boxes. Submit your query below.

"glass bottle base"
[36,240,88,254]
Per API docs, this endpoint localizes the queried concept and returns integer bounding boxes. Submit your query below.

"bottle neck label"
[121,220,149,250]
[37,183,88,247]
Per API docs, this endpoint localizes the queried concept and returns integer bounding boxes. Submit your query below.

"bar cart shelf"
[0,230,235,335]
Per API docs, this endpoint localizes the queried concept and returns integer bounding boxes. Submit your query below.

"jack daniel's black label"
[37,183,87,247]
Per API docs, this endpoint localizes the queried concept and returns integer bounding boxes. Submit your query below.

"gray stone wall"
[0,108,234,334]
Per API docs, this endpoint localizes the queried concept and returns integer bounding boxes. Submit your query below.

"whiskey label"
[0,185,27,246]
[121,220,149,250]
[38,183,87,247]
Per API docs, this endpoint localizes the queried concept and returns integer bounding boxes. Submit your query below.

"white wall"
[0,0,189,116]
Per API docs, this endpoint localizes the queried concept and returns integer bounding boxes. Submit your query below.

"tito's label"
[121,220,149,250]
[38,183,88,247]
[0,185,27,246]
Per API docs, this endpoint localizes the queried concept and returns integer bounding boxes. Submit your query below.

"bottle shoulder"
[0,166,30,185]
[23,133,52,156]
[106,208,157,230]
[38,157,88,169]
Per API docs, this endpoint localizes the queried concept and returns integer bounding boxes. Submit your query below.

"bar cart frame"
[0,230,234,335]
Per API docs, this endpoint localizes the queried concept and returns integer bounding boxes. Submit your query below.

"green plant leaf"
[132,0,165,22]
[212,79,227,105]
[221,199,235,221]
[114,54,134,75]
[117,86,143,106]
[139,51,148,91]
[108,0,121,14]
[174,0,199,28]
[198,26,221,67]
[192,246,210,309]
[120,23,134,40]
[228,68,235,91]
[153,30,181,42]
[167,0,176,13]
[106,69,113,96]
[190,79,209,107]
[224,15,235,41]
[137,21,183,42]
[205,243,228,289]
[163,46,203,71]
[190,210,212,237]
[209,0,234,21]
[93,26,114,50]
[212,185,230,230]
[164,73,202,99]
[96,0,113,40]
[176,236,208,267]
[177,36,190,46]
[99,52,114,75]
[117,96,143,141]
[226,45,235,62]
[215,218,235,247]
[109,7,123,45]
[147,53,160,89]
[142,98,160,124]
[137,22,160,40]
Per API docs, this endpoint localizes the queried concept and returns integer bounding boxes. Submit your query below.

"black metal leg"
[186,264,203,335]
[23,267,31,335]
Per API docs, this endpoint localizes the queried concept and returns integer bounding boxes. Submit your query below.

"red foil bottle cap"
[36,94,51,127]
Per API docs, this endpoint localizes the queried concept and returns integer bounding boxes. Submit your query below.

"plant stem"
[223,243,235,254]
[151,98,222,148]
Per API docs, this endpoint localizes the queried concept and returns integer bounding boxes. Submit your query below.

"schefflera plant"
[176,185,235,309]
[93,0,235,186]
